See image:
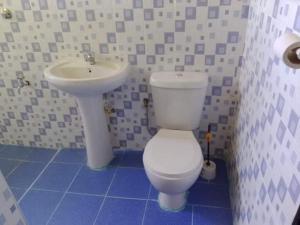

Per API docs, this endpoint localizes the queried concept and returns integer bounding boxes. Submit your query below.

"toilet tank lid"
[150,71,208,89]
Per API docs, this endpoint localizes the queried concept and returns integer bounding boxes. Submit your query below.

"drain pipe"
[143,97,156,135]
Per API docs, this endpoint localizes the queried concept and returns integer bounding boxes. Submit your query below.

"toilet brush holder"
[200,160,216,180]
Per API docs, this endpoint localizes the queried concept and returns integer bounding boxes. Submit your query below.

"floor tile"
[27,148,56,162]
[193,206,233,225]
[95,197,146,225]
[11,187,26,200]
[48,193,103,225]
[108,167,150,198]
[110,150,124,166]
[33,163,81,191]
[53,148,86,164]
[209,159,229,185]
[69,166,115,195]
[188,183,231,208]
[149,185,158,200]
[7,161,46,189]
[119,150,144,168]
[0,158,21,177]
[20,189,63,225]
[143,200,192,225]
[0,145,33,160]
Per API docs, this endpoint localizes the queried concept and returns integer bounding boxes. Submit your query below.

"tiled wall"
[0,171,26,225]
[229,0,300,224]
[0,0,249,156]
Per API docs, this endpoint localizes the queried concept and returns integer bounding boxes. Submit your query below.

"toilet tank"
[150,72,208,130]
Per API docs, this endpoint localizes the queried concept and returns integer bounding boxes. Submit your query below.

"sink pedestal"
[76,95,113,169]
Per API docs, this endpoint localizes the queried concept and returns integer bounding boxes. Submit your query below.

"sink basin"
[44,58,128,95]
[44,58,129,170]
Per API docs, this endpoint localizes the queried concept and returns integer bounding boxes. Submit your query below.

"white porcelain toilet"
[143,71,208,211]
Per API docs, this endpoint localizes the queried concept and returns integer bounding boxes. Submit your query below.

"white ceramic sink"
[44,58,129,170]
[44,58,128,95]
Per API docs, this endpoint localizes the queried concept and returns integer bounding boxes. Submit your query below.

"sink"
[44,58,128,95]
[44,58,129,169]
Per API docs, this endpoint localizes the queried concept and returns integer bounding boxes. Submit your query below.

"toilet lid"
[143,129,203,178]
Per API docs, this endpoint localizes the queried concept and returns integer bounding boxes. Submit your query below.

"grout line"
[141,183,152,225]
[29,187,62,193]
[17,150,61,203]
[5,161,23,178]
[66,191,105,197]
[106,195,148,201]
[118,165,145,169]
[47,161,85,166]
[45,164,83,225]
[91,165,119,225]
[191,205,194,225]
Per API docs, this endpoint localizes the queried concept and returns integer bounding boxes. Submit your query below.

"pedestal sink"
[44,58,128,169]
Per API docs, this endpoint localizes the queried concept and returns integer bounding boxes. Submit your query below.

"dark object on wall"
[0,8,12,19]
[293,204,300,225]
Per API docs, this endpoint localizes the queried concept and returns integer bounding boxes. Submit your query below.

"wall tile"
[229,0,300,224]
[0,0,248,157]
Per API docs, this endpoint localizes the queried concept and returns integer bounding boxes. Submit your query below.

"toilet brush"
[200,124,216,180]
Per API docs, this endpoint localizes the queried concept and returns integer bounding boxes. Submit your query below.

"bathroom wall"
[229,0,300,224]
[0,171,27,225]
[0,0,249,156]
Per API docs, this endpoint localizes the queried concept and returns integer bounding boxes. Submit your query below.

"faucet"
[82,51,96,65]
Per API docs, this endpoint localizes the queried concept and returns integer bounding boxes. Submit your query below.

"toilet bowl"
[143,71,208,211]
[143,129,203,210]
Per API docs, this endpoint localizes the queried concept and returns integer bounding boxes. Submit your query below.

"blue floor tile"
[209,159,229,185]
[11,187,26,200]
[53,148,86,164]
[48,193,103,225]
[193,206,233,225]
[33,163,81,192]
[7,161,46,189]
[143,200,192,225]
[119,150,144,168]
[69,166,115,195]
[188,183,231,208]
[0,145,33,160]
[108,167,150,198]
[149,185,158,200]
[95,197,146,225]
[0,159,21,177]
[27,148,56,162]
[110,150,125,166]
[20,189,63,225]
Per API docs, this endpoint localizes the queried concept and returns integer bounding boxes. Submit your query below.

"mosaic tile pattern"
[0,171,26,225]
[0,0,249,157]
[229,0,300,224]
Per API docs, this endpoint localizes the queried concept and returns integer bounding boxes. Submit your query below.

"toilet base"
[158,192,186,211]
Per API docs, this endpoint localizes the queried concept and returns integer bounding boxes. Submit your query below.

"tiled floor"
[0,145,233,225]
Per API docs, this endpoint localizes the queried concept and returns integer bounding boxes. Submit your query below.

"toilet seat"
[144,129,203,179]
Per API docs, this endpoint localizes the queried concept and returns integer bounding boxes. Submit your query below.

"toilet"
[143,71,208,211]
